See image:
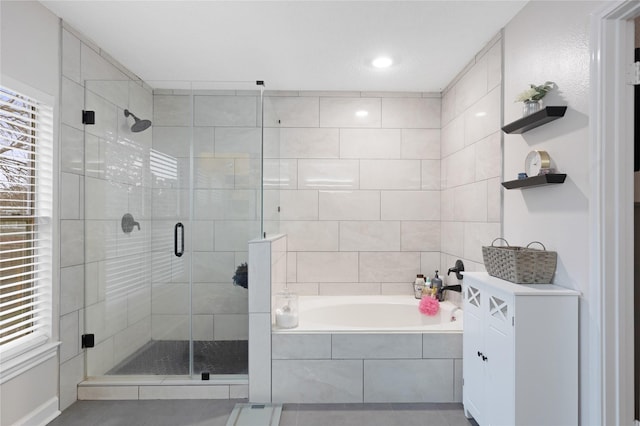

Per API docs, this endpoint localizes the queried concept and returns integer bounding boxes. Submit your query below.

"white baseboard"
[11,397,60,426]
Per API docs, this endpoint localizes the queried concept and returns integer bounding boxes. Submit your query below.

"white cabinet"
[462,272,579,426]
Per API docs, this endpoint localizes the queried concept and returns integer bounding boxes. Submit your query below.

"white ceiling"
[41,1,527,92]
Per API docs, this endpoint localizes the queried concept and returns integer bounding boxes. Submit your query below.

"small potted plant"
[232,263,248,289]
[515,81,555,116]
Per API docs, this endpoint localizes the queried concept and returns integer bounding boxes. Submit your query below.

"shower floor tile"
[107,340,248,375]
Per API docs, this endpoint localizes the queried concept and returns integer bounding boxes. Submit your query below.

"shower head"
[124,109,152,133]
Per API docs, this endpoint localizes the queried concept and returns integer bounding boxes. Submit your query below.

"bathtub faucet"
[437,284,462,302]
[447,259,465,280]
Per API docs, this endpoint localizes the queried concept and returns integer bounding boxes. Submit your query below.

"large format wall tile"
[381,97,440,129]
[320,97,381,128]
[381,191,440,221]
[280,221,339,251]
[332,334,422,359]
[401,129,440,160]
[319,191,380,221]
[360,160,421,190]
[272,334,332,359]
[153,95,191,126]
[298,159,359,190]
[339,221,400,252]
[422,334,463,358]
[194,95,257,127]
[364,359,454,402]
[359,252,420,282]
[297,252,359,283]
[264,96,319,127]
[272,360,363,403]
[339,129,401,159]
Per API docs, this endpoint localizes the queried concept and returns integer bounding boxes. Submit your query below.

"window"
[0,82,53,353]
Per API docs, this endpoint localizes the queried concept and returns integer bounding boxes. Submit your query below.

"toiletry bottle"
[423,276,431,296]
[432,271,443,300]
[414,274,425,299]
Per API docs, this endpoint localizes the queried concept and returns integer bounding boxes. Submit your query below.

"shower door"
[83,80,263,377]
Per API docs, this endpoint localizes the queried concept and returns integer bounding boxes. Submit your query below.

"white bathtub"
[276,295,463,333]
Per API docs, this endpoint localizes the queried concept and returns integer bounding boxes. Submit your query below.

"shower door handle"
[174,222,184,257]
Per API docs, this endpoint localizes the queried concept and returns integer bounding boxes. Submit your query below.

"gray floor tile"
[47,399,470,426]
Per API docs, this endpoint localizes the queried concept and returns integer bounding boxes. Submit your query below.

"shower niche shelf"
[501,173,567,190]
[501,106,567,134]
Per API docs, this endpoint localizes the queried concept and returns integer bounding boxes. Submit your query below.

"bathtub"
[270,295,464,403]
[275,295,463,332]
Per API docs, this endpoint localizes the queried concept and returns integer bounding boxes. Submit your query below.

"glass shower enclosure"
[82,80,271,378]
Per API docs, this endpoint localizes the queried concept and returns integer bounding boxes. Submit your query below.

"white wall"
[502,1,605,423]
[0,1,61,425]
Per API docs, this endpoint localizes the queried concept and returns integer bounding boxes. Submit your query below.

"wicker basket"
[482,238,557,284]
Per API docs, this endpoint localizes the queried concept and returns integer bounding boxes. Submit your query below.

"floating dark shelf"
[502,106,567,134]
[502,173,567,190]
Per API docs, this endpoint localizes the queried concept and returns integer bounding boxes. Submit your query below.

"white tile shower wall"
[59,23,153,406]
[265,93,442,295]
[440,34,503,286]
[151,90,260,343]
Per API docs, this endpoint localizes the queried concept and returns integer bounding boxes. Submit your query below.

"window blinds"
[0,85,53,350]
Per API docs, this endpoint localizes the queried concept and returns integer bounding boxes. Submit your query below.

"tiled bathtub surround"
[271,332,462,403]
[263,92,443,296]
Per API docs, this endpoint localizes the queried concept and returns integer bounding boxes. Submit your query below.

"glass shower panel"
[262,95,281,236]
[84,80,265,378]
[83,79,157,376]
[187,82,262,376]
[148,83,193,375]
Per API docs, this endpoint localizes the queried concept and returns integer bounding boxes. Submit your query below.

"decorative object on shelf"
[515,81,555,117]
[502,173,567,189]
[232,262,248,288]
[502,150,566,189]
[481,238,557,284]
[501,106,567,134]
[522,100,542,116]
[524,150,551,177]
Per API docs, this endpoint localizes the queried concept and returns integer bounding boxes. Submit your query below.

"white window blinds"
[0,84,53,351]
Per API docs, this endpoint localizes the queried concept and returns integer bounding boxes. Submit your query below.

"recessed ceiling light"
[372,57,393,68]
[355,110,369,117]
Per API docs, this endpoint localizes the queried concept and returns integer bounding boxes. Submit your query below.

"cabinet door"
[485,293,515,425]
[463,284,485,423]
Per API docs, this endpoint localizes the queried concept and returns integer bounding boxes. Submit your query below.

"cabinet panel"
[485,323,514,425]
[462,272,578,426]
[462,306,484,422]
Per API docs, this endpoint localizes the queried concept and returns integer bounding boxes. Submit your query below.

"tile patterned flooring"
[48,400,478,426]
[107,341,248,375]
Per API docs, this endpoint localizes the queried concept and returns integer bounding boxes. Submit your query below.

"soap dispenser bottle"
[431,270,443,300]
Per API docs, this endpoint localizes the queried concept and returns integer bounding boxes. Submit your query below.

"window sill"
[0,340,60,384]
